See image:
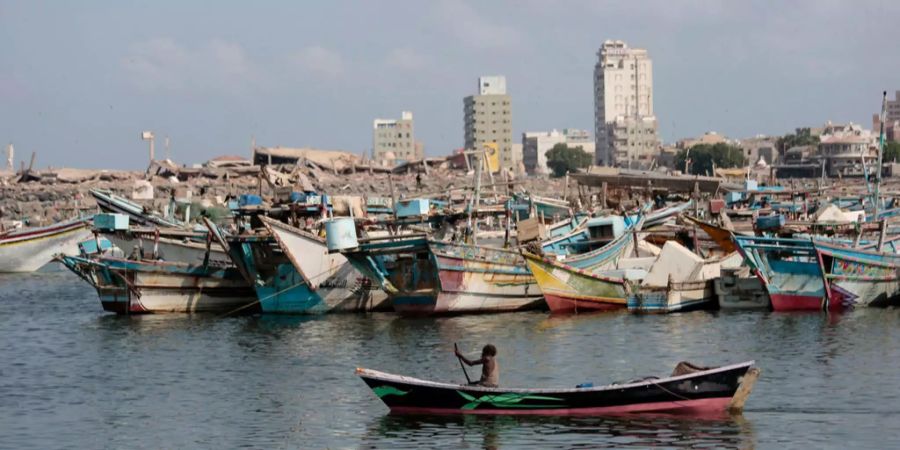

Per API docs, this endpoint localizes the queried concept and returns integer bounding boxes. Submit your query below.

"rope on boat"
[647,379,695,406]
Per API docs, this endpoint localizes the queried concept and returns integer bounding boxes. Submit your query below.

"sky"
[1,0,899,170]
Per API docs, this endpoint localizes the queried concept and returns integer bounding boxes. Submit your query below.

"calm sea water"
[3,268,900,449]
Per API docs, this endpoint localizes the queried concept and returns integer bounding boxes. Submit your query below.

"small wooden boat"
[0,217,93,272]
[90,188,182,228]
[358,361,759,416]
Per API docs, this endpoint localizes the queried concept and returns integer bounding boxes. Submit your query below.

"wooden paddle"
[454,343,472,384]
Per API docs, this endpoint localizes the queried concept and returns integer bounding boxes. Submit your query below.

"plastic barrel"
[325,218,359,251]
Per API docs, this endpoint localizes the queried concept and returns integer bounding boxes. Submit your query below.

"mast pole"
[875,91,887,220]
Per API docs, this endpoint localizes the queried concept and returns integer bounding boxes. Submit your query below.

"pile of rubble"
[0,153,568,228]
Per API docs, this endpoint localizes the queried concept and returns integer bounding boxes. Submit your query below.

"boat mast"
[875,91,887,219]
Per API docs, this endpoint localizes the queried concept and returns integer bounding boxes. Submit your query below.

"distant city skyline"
[1,1,898,169]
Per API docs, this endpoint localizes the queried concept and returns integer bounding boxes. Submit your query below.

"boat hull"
[714,269,770,310]
[358,361,757,416]
[127,270,256,313]
[259,218,391,313]
[733,236,834,312]
[0,219,92,272]
[628,281,717,314]
[59,255,257,314]
[769,293,828,312]
[523,252,628,314]
[816,242,900,308]
[401,243,543,315]
[103,233,232,268]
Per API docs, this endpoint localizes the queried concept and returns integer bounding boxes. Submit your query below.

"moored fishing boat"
[522,251,629,313]
[627,279,717,314]
[357,361,759,416]
[58,255,257,314]
[626,243,741,314]
[218,218,390,314]
[101,228,232,267]
[714,267,771,310]
[90,188,182,228]
[814,240,900,308]
[0,217,93,272]
[420,241,544,315]
[733,236,831,311]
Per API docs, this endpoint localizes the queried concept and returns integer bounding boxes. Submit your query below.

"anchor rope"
[216,262,350,318]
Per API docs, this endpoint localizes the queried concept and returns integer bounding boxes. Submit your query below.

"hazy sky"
[2,1,899,169]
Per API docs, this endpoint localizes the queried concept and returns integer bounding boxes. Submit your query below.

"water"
[3,269,900,449]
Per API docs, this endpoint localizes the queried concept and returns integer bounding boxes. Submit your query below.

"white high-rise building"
[593,40,658,166]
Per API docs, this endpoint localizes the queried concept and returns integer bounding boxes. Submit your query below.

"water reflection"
[363,412,755,449]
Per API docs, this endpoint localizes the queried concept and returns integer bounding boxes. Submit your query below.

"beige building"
[522,129,594,175]
[464,76,513,170]
[373,111,420,164]
[818,122,877,177]
[736,135,778,166]
[606,116,658,168]
[872,91,900,142]
[593,40,658,166]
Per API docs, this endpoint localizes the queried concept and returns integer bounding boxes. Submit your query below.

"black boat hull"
[358,362,756,416]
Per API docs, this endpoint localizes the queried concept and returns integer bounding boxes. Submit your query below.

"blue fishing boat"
[211,219,390,315]
[733,236,827,311]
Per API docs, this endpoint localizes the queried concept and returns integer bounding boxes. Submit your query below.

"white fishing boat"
[101,229,232,268]
[0,218,93,272]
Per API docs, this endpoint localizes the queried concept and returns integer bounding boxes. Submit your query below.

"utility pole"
[141,131,155,163]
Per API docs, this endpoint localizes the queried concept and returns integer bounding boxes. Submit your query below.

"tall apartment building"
[522,129,595,175]
[593,40,658,166]
[373,111,420,164]
[464,76,513,170]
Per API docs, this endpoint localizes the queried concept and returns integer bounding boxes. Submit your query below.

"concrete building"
[774,122,877,179]
[818,122,877,177]
[464,76,513,170]
[872,91,900,142]
[737,135,778,166]
[522,129,595,175]
[605,116,658,168]
[373,111,420,165]
[593,40,658,166]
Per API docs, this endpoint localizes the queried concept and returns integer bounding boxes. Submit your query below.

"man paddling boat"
[454,344,500,387]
